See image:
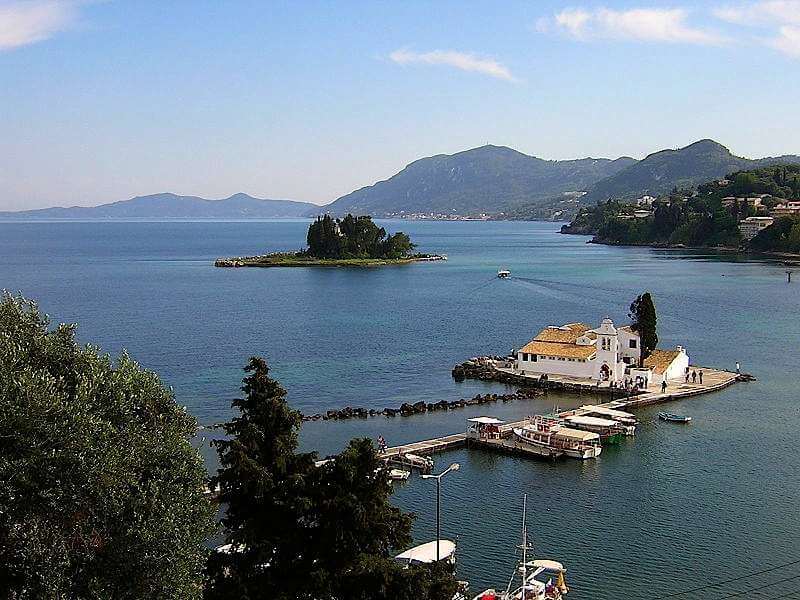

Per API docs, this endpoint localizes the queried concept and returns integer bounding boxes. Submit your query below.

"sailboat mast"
[521,494,527,600]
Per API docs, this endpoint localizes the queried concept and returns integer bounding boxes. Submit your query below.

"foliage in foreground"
[0,293,215,599]
[750,216,800,254]
[204,357,458,600]
[306,214,415,259]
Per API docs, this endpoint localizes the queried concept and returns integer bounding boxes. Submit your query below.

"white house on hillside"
[515,319,688,386]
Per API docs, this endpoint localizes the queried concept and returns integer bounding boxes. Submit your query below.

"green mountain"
[581,139,800,204]
[0,193,316,220]
[321,145,636,216]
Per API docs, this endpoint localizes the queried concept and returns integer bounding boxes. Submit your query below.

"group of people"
[684,366,704,384]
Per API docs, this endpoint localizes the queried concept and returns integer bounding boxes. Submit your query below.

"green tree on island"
[204,357,458,600]
[306,214,415,259]
[0,293,214,599]
[629,292,658,367]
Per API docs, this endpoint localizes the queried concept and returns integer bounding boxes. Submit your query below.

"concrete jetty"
[380,366,743,460]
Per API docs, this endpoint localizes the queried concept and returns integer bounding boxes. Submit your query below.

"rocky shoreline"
[300,385,545,422]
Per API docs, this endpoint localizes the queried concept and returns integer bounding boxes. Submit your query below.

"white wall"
[664,348,689,381]
[618,329,641,363]
[517,353,594,378]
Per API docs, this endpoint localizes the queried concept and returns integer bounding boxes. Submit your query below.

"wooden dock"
[380,367,744,461]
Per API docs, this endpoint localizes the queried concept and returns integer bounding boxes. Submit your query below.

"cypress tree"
[629,292,658,367]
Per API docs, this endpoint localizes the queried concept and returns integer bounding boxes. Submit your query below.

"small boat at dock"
[389,452,434,473]
[659,412,692,423]
[497,269,511,278]
[388,468,411,481]
[562,414,634,443]
[395,539,457,567]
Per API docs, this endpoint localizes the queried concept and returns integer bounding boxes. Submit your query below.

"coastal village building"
[771,201,800,218]
[738,216,774,240]
[516,319,689,386]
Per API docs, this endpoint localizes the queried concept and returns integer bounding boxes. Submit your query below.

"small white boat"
[388,468,411,481]
[497,269,511,279]
[390,452,434,472]
[395,539,457,567]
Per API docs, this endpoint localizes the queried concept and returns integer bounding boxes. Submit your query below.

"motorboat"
[472,496,568,600]
[395,539,457,567]
[576,405,638,428]
[562,414,634,443]
[513,416,601,460]
[388,468,411,481]
[388,452,434,472]
[497,269,511,278]
[659,412,692,423]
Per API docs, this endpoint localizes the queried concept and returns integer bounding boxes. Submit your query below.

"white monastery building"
[516,319,688,386]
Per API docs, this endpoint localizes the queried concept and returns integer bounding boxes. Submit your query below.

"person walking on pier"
[736,361,740,375]
[691,370,697,383]
[685,370,690,383]
[661,379,667,393]
[377,435,387,453]
[699,370,704,384]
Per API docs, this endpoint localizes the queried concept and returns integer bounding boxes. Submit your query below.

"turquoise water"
[1,220,799,598]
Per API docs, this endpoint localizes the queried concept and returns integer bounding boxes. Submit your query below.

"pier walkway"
[380,367,741,459]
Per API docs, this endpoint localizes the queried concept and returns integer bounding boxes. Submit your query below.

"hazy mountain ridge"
[322,145,637,216]
[0,193,316,219]
[4,140,800,221]
[580,139,800,204]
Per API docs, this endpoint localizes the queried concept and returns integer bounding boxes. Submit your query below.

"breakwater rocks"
[301,387,545,422]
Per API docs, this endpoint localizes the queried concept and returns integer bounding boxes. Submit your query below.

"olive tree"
[0,293,214,599]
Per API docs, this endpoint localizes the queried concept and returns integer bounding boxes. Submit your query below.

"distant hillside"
[322,145,637,217]
[0,193,316,220]
[581,140,800,204]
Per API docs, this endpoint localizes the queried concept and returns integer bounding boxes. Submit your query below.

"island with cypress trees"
[215,214,446,267]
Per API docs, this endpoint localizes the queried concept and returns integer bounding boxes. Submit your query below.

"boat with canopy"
[472,495,568,600]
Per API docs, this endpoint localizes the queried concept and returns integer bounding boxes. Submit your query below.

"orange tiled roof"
[519,340,597,359]
[533,323,592,344]
[644,349,681,374]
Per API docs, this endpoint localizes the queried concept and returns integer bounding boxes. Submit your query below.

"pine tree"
[205,358,458,600]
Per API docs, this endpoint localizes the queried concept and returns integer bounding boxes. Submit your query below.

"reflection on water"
[1,220,799,599]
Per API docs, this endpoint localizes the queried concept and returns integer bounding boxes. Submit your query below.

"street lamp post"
[421,462,460,562]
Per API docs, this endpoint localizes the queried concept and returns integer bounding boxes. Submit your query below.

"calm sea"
[2,219,799,599]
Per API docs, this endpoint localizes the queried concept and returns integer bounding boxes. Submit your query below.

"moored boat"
[514,416,601,460]
[576,405,638,428]
[472,495,568,600]
[497,269,511,278]
[388,468,411,481]
[658,412,692,423]
[395,539,457,567]
[562,414,633,443]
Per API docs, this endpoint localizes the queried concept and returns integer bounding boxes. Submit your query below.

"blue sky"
[1,0,799,210]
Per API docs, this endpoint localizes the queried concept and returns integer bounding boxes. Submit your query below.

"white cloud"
[713,1,800,26]
[389,49,517,82]
[713,1,800,58]
[544,7,727,45]
[0,0,79,51]
[768,25,800,56]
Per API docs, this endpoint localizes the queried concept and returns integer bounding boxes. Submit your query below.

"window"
[629,339,637,349]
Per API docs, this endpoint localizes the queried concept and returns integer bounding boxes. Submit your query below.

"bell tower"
[594,317,619,382]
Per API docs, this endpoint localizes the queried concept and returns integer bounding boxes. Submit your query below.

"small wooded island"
[215,214,445,267]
